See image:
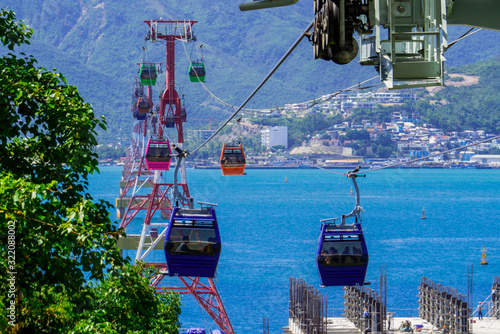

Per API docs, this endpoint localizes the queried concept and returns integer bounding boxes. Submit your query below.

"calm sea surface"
[89,167,500,333]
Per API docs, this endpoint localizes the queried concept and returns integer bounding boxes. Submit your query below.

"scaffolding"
[343,285,385,333]
[288,277,327,334]
[418,277,470,334]
[492,276,500,319]
[474,276,500,319]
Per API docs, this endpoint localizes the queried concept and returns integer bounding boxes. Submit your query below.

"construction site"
[282,276,500,334]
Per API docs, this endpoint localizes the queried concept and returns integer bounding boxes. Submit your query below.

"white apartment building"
[261,126,288,149]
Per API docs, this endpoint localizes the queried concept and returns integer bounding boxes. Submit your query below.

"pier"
[283,276,500,334]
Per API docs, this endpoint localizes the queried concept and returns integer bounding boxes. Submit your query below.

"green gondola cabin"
[140,64,157,86]
[188,62,206,82]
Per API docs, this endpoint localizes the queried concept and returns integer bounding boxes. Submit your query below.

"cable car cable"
[447,28,483,49]
[181,39,382,115]
[243,76,382,117]
[240,125,347,176]
[188,20,315,155]
[234,122,500,178]
[182,15,485,164]
[181,41,254,114]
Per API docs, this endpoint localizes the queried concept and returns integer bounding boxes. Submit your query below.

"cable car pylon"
[116,19,234,334]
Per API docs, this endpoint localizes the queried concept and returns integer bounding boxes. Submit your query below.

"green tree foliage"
[95,145,127,161]
[71,263,181,334]
[348,106,393,124]
[0,9,180,333]
[271,145,286,151]
[372,133,396,158]
[345,129,371,141]
[409,59,500,133]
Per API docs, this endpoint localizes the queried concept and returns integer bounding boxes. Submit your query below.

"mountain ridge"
[2,0,499,142]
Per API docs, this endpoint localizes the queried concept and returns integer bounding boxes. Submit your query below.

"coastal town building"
[282,90,418,116]
[282,104,499,164]
[470,155,500,165]
[261,126,288,149]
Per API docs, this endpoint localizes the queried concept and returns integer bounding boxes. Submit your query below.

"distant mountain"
[3,0,500,142]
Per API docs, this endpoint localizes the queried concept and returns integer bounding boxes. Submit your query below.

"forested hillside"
[346,56,500,134]
[421,57,500,133]
[2,0,500,143]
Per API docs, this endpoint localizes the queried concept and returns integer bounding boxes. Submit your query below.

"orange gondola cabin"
[220,143,246,175]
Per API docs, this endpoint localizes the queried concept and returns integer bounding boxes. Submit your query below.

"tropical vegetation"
[0,9,180,333]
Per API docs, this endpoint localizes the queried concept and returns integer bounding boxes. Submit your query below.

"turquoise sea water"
[89,167,500,333]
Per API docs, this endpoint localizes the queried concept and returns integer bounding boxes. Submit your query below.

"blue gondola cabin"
[316,221,368,286]
[164,207,221,277]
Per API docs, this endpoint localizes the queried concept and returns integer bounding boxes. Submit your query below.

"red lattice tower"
[117,20,233,334]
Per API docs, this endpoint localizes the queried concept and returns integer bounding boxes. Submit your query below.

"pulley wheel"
[328,37,359,65]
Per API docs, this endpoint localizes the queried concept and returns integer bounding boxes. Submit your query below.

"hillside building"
[261,126,288,149]
[398,143,429,158]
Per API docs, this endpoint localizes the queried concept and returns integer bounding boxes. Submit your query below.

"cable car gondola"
[145,138,172,171]
[137,97,151,114]
[134,110,146,120]
[139,64,157,86]
[188,62,206,83]
[220,143,246,175]
[133,99,147,120]
[316,168,369,286]
[316,219,369,286]
[164,206,221,277]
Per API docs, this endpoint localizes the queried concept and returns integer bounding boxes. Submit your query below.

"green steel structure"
[241,0,500,89]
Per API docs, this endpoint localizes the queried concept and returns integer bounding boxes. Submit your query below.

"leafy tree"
[95,145,127,161]
[374,132,394,147]
[376,145,394,158]
[348,106,392,124]
[0,9,180,333]
[345,129,371,141]
[271,145,286,151]
[71,263,181,334]
[320,132,331,140]
[372,133,395,158]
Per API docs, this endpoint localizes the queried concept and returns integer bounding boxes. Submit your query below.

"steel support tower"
[117,20,234,334]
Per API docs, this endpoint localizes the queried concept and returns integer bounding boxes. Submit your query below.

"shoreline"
[98,163,500,169]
